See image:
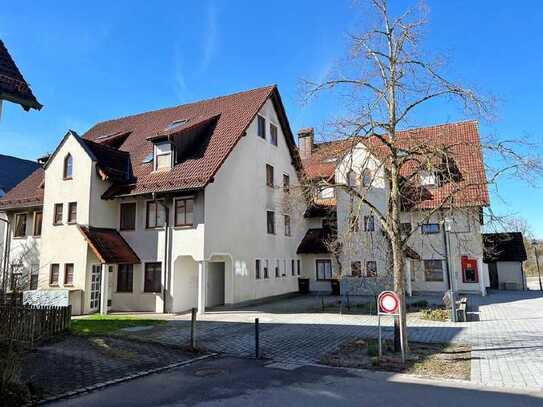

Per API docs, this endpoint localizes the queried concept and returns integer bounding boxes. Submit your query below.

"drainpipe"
[154,193,171,313]
[441,214,456,322]
[1,217,11,293]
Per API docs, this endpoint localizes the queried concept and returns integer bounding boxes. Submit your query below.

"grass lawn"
[71,315,167,336]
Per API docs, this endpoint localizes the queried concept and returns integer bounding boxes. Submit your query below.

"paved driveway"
[120,291,543,390]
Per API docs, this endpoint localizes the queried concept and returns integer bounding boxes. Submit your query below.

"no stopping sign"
[378,291,400,314]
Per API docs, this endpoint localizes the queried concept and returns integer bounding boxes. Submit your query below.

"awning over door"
[78,225,140,264]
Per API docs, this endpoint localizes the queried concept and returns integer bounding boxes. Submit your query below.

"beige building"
[0,86,491,315]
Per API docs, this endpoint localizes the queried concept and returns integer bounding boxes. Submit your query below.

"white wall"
[204,97,306,303]
[497,261,524,290]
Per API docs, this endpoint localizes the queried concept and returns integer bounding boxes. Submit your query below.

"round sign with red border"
[378,291,400,314]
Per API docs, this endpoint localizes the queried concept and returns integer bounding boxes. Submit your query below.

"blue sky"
[1,1,542,236]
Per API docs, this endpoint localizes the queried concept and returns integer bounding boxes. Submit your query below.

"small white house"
[483,232,528,290]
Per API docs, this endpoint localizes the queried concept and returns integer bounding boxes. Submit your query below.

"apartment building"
[0,86,491,315]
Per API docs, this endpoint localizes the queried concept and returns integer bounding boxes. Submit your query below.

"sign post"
[377,291,405,364]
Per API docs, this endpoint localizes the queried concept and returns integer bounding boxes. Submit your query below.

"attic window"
[166,119,190,131]
[154,141,173,171]
[420,171,438,187]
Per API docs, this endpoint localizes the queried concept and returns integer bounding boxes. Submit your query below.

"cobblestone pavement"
[21,335,194,399]
[121,291,543,390]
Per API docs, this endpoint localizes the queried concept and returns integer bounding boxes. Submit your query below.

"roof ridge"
[85,84,276,134]
[398,119,478,133]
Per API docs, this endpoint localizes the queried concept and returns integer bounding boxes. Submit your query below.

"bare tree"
[301,0,541,352]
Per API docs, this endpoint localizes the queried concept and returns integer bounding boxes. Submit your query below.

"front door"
[488,262,499,289]
[90,265,102,312]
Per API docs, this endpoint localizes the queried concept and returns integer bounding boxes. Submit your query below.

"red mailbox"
[461,256,479,283]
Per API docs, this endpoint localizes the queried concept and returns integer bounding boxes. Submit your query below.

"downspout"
[153,192,171,314]
[1,217,11,293]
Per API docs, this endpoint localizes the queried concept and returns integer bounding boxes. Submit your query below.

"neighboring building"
[0,154,41,291]
[0,39,42,113]
[0,85,493,315]
[297,122,490,296]
[483,232,528,290]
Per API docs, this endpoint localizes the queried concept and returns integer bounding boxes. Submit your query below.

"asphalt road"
[52,356,543,407]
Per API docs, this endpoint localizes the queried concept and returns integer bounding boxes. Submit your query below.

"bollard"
[255,318,260,359]
[191,307,197,350]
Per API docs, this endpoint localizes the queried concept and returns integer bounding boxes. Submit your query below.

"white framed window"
[420,171,437,187]
[421,223,440,234]
[154,142,173,171]
[424,260,444,282]
[316,259,332,281]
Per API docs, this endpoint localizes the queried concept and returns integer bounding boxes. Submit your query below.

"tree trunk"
[390,159,407,353]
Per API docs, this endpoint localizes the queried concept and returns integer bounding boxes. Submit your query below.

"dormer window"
[63,154,73,179]
[420,171,438,187]
[154,141,173,171]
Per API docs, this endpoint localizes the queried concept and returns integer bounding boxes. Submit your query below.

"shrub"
[420,308,449,321]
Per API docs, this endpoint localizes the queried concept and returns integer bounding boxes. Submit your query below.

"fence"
[0,292,23,306]
[0,304,72,347]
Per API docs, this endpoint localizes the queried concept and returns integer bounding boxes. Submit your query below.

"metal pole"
[534,245,543,291]
[255,318,260,359]
[442,217,456,322]
[190,307,197,350]
[378,313,382,360]
[1,218,11,294]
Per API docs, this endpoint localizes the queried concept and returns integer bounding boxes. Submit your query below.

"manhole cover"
[193,368,225,377]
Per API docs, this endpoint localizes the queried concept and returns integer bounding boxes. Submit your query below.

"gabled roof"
[79,226,140,264]
[0,85,301,207]
[0,40,42,111]
[0,167,44,210]
[302,121,489,209]
[0,154,40,193]
[483,232,528,263]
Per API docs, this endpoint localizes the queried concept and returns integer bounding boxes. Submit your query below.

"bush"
[420,308,449,321]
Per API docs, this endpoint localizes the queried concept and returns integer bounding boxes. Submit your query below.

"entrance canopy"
[78,225,140,264]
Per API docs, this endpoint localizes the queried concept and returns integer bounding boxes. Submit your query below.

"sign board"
[378,291,400,314]
[376,290,405,364]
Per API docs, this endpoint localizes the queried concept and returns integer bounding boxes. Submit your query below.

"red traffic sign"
[378,291,400,314]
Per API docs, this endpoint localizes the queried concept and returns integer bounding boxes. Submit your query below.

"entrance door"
[90,265,102,311]
[488,262,499,289]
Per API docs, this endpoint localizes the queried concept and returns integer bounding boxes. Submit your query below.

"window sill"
[67,221,77,225]
[115,291,134,294]
[63,177,73,181]
[49,284,59,287]
[174,225,194,229]
[64,284,74,288]
[12,236,27,239]
[32,235,42,238]
[53,223,63,226]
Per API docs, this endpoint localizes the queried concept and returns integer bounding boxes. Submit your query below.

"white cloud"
[201,1,219,72]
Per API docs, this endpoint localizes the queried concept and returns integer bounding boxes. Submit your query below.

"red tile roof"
[85,85,288,198]
[0,40,42,111]
[0,168,43,210]
[302,121,489,209]
[1,85,300,208]
[78,226,140,264]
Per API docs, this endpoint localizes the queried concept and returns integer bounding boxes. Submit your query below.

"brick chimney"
[298,128,314,160]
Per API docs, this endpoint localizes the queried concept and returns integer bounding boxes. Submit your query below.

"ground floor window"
[117,264,134,292]
[366,261,377,277]
[316,259,332,281]
[30,264,39,290]
[291,259,295,276]
[64,263,74,286]
[144,262,162,293]
[10,264,23,291]
[297,259,301,276]
[424,260,444,282]
[351,261,362,277]
[255,259,261,280]
[50,264,60,286]
[264,260,269,279]
[275,260,280,278]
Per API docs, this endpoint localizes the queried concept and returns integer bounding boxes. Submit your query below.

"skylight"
[141,153,154,164]
[166,119,190,131]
